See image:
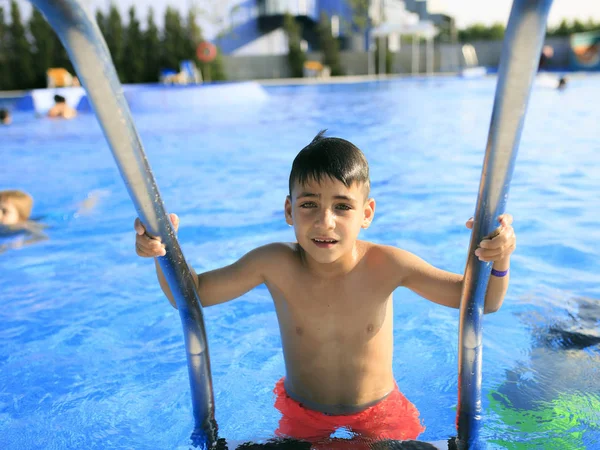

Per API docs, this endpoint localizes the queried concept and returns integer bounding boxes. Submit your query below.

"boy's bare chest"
[267,272,394,338]
[289,270,379,302]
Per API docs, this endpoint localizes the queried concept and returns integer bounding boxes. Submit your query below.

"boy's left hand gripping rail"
[29,0,217,447]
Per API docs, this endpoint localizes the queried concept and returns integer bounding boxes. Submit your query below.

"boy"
[47,95,77,119]
[134,131,516,444]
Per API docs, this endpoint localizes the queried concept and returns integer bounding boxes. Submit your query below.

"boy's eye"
[299,202,317,208]
[336,204,352,210]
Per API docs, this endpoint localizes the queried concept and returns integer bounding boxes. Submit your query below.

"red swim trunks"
[273,378,425,443]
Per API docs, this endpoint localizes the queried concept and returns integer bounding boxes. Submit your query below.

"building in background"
[404,0,456,42]
[214,0,455,56]
[215,0,355,55]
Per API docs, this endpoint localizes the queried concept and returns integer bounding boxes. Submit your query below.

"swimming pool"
[1,76,599,449]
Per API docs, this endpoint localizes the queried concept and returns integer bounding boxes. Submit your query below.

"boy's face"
[0,200,20,226]
[285,177,375,265]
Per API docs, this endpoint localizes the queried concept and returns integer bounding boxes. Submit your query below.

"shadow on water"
[488,296,600,449]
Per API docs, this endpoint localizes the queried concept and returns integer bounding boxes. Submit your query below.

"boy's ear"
[362,198,376,229]
[284,195,293,226]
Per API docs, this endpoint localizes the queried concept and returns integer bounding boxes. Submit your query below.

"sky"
[428,0,600,28]
[8,0,600,36]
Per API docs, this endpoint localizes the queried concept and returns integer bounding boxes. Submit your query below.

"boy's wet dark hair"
[54,95,66,103]
[0,109,9,121]
[289,130,370,198]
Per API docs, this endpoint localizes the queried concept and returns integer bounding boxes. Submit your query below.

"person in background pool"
[538,45,554,71]
[0,190,34,227]
[557,76,567,90]
[0,189,48,253]
[48,94,77,119]
[0,108,11,125]
[133,131,517,448]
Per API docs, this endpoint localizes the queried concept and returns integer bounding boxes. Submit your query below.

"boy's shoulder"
[250,242,301,262]
[245,242,304,278]
[256,241,299,253]
[359,240,408,258]
[358,241,418,270]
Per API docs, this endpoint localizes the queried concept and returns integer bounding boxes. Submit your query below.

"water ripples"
[1,76,599,448]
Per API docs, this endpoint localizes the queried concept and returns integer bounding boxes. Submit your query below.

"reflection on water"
[488,296,600,449]
[1,77,599,448]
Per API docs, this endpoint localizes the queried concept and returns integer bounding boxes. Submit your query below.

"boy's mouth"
[312,238,338,248]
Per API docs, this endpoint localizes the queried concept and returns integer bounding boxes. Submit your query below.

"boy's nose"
[315,209,335,229]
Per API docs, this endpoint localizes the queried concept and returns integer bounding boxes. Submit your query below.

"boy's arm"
[397,251,511,313]
[196,245,279,307]
[395,215,516,314]
[482,256,510,313]
[394,249,464,309]
[136,214,279,309]
[154,244,281,309]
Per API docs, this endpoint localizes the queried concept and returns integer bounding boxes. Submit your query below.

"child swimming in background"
[47,95,77,119]
[0,190,33,227]
[0,190,48,253]
[0,188,106,255]
[133,131,517,446]
[0,108,11,125]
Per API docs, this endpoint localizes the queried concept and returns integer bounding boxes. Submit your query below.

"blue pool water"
[1,76,599,449]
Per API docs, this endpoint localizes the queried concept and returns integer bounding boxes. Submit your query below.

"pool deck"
[0,89,28,98]
[254,72,461,86]
[1,70,595,96]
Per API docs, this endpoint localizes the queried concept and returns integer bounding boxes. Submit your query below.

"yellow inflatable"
[46,68,80,88]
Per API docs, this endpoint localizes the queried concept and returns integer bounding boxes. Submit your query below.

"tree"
[182,8,225,82]
[283,13,306,78]
[29,9,57,88]
[7,0,35,90]
[571,19,586,34]
[122,6,144,83]
[487,23,505,40]
[204,47,227,81]
[143,8,161,82]
[184,8,203,57]
[161,7,187,71]
[95,10,106,35]
[345,0,372,51]
[0,6,10,90]
[374,37,392,74]
[552,19,570,37]
[546,18,600,37]
[51,32,72,74]
[317,12,343,76]
[104,4,125,79]
[189,2,241,81]
[458,23,505,42]
[347,0,370,32]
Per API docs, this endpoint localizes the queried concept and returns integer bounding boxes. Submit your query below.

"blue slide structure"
[214,0,355,54]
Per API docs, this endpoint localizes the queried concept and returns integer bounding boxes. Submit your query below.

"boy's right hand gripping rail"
[29,0,217,447]
[455,1,553,449]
